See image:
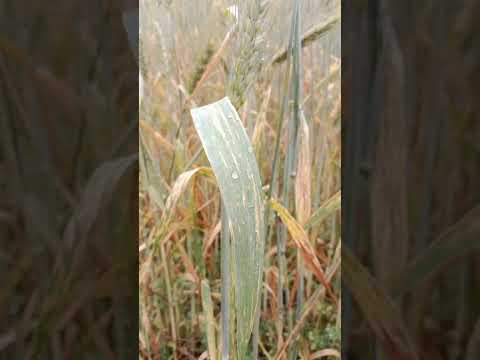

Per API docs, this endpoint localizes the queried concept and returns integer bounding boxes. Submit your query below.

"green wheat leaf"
[191,96,265,360]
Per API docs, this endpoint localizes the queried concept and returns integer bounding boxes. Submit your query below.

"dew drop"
[248,146,254,154]
[231,171,239,180]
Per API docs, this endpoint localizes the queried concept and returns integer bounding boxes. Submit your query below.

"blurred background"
[342,1,480,359]
[0,0,138,358]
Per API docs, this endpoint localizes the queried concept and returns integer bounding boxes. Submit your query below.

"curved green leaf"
[191,97,265,359]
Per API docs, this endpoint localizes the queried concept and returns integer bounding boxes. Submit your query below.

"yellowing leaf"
[295,113,312,225]
[270,199,336,303]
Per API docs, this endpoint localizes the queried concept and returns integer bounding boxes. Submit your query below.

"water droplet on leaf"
[231,171,239,180]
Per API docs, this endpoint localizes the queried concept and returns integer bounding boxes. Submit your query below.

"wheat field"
[139,1,341,359]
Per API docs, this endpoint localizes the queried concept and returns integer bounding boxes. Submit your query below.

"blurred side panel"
[0,0,138,358]
[342,1,480,359]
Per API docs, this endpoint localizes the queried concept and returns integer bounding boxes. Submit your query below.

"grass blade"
[305,191,341,229]
[294,113,312,226]
[63,154,138,249]
[289,3,305,358]
[188,28,235,99]
[342,245,419,360]
[393,205,480,297]
[191,96,265,360]
[201,279,218,360]
[271,9,340,65]
[159,166,214,232]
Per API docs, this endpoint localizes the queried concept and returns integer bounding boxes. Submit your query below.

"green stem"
[221,203,231,360]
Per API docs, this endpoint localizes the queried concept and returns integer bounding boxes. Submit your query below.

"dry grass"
[139,1,341,359]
